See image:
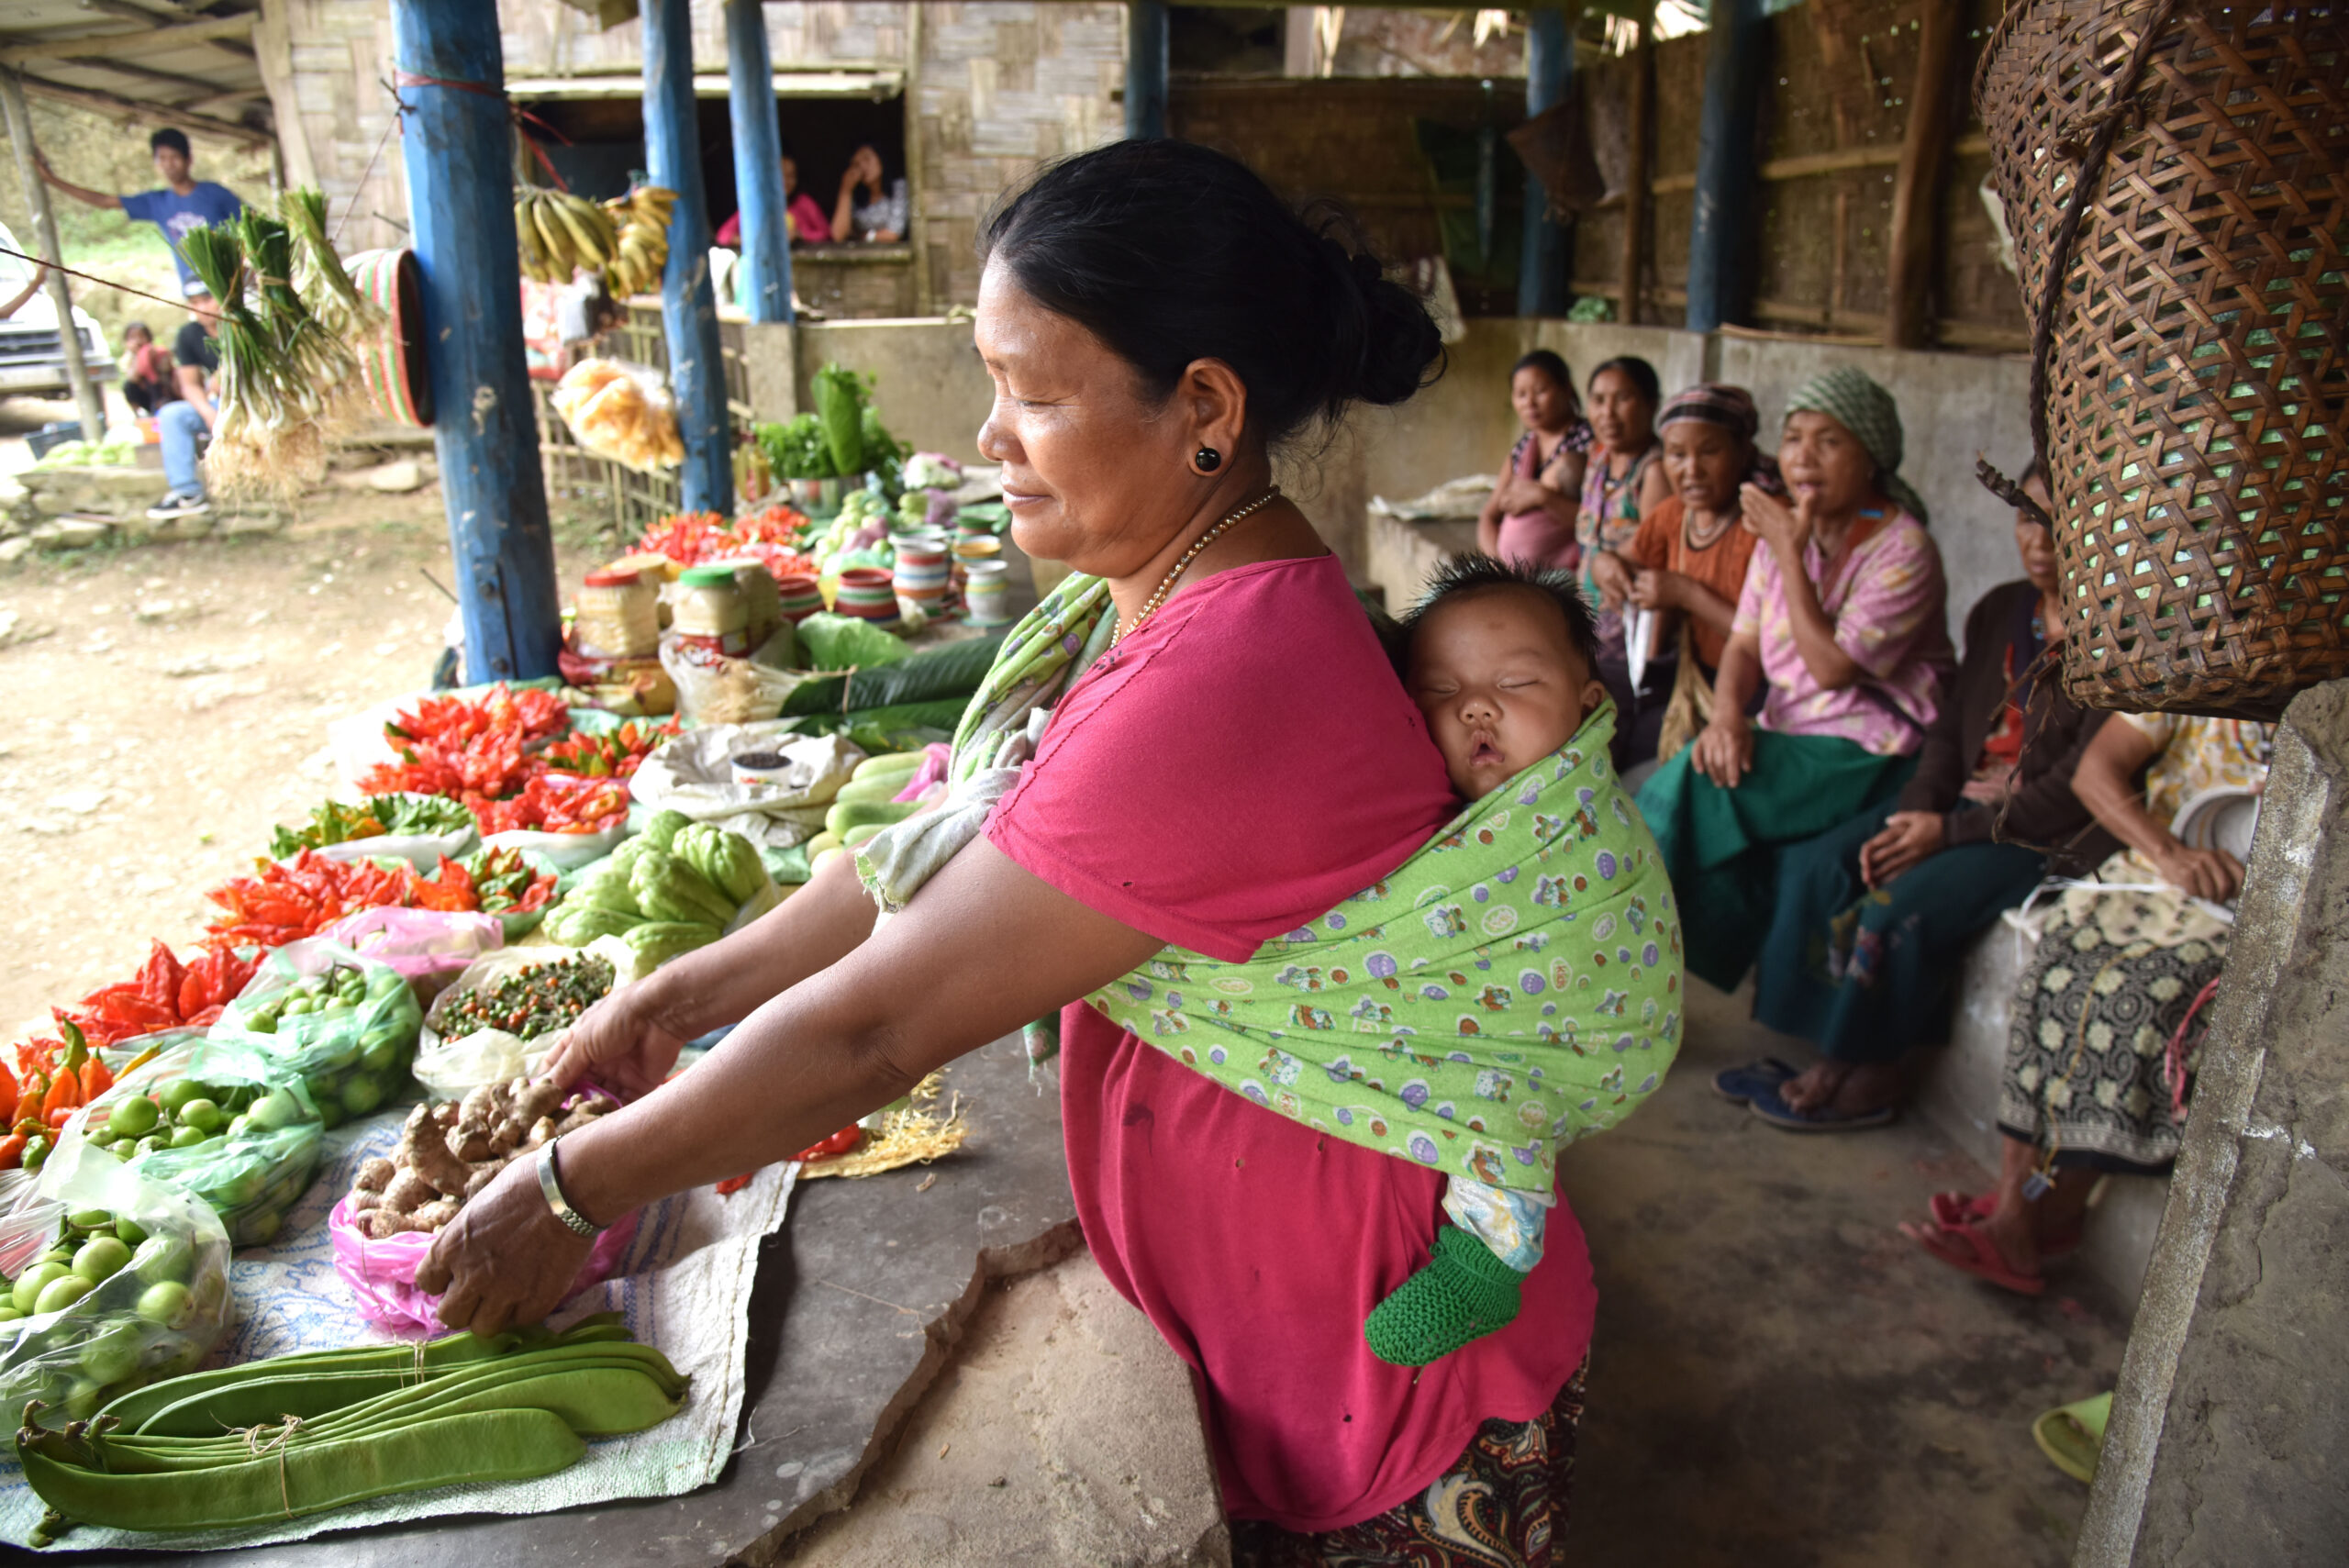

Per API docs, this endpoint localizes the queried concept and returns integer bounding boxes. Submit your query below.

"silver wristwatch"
[536,1140,605,1238]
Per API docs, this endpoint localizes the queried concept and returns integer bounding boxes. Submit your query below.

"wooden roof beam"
[0,14,256,69]
[12,72,272,148]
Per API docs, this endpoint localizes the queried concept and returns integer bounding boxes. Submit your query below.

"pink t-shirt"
[1732,508,1954,755]
[987,553,1600,1533]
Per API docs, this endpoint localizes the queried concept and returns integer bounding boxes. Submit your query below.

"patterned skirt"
[1231,1363,1586,1568]
[1997,881,2229,1173]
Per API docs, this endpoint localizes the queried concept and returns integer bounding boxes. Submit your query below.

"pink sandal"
[1902,1218,2047,1296]
[1929,1191,2082,1258]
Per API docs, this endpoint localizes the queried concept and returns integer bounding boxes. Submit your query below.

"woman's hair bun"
[982,140,1446,446]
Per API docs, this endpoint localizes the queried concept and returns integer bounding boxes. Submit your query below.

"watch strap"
[536,1140,605,1238]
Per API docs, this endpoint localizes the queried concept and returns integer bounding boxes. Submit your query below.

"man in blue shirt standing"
[39,128,242,294]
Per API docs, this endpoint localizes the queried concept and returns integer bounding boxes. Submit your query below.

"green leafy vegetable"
[794,613,911,673]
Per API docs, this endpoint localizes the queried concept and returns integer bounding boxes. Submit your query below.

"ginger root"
[349,1084,612,1239]
[353,1157,395,1193]
[400,1103,473,1199]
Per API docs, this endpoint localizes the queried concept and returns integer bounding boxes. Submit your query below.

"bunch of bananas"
[598,184,674,299]
[515,186,620,285]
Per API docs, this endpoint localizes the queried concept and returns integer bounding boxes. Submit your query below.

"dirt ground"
[0,394,611,1040]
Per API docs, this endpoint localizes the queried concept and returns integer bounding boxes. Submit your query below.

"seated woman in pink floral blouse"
[1633,366,1954,992]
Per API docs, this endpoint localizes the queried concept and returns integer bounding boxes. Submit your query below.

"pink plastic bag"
[892,741,953,803]
[322,907,504,999]
[328,1194,639,1335]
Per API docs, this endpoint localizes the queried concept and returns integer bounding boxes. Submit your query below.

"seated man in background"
[148,283,220,521]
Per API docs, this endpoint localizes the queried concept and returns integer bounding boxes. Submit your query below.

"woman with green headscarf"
[1634,366,1954,997]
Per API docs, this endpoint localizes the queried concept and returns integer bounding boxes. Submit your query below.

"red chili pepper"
[0,1135,24,1171]
[715,1173,756,1195]
[789,1126,863,1163]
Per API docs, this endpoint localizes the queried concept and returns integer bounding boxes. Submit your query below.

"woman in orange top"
[1619,383,1773,762]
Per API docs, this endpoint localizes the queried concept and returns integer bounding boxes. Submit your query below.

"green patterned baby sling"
[858,572,1685,1193]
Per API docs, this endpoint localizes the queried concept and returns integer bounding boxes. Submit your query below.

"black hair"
[1400,553,1602,676]
[149,128,191,160]
[1511,350,1574,394]
[1589,355,1661,406]
[980,139,1444,448]
[124,319,150,339]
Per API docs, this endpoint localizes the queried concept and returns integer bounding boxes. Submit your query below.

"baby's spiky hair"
[1401,553,1603,673]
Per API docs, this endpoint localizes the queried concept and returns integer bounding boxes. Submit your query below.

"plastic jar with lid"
[672,564,751,656]
[574,568,661,659]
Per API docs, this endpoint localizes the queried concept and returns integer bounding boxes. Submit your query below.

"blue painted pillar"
[642,0,732,512]
[1126,0,1168,140]
[1686,0,1766,332]
[390,0,562,683]
[725,0,793,324]
[1517,7,1571,317]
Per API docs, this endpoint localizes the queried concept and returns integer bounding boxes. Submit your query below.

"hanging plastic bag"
[413,943,625,1100]
[550,358,683,473]
[213,940,422,1129]
[0,1140,233,1428]
[54,1035,324,1248]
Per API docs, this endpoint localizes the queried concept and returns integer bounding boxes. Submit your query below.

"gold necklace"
[1108,486,1282,647]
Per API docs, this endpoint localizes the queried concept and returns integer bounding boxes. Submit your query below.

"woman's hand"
[542,984,695,1103]
[2152,840,2244,903]
[417,1153,596,1337]
[1859,810,1944,887]
[1588,550,1634,609]
[1690,712,1753,788]
[1629,567,1683,611]
[1960,772,2013,805]
[1741,482,1809,563]
[1493,473,1548,513]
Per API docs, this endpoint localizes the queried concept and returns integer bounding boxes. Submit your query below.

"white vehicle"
[0,221,114,399]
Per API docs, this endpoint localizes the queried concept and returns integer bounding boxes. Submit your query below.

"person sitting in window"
[117,320,176,415]
[715,150,833,248]
[832,145,908,243]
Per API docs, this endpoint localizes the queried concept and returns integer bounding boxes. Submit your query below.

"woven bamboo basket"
[1976,0,2349,719]
[342,249,434,429]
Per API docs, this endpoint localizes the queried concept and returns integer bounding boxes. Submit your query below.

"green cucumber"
[823,799,917,838]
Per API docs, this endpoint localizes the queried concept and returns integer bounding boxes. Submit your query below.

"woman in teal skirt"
[1634,367,1954,994]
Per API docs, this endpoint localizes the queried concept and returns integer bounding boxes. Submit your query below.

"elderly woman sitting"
[1714,463,2119,1129]
[1905,702,2272,1294]
[1634,367,1954,992]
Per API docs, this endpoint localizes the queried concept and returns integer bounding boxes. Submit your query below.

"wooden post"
[0,71,107,443]
[642,0,731,512]
[389,0,562,683]
[1518,6,1571,318]
[1619,11,1652,327]
[1126,0,1168,139]
[1884,0,1963,349]
[724,0,793,325]
[1686,0,1766,332]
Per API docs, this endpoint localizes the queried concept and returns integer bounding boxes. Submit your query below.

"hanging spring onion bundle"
[178,204,366,499]
[284,187,384,344]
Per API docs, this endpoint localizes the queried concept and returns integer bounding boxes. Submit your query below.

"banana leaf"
[781,631,1006,717]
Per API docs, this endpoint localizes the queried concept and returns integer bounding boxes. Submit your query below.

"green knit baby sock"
[1364,1225,1526,1367]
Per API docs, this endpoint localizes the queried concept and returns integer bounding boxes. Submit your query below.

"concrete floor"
[787,976,2133,1566]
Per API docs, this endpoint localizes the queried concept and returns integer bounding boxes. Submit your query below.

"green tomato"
[250,1011,280,1034]
[113,1216,147,1248]
[40,1245,76,1267]
[281,996,314,1018]
[13,1262,69,1314]
[222,1084,260,1115]
[110,1095,163,1141]
[79,1321,140,1385]
[212,1168,266,1209]
[338,1074,384,1118]
[130,1235,193,1285]
[168,1124,213,1151]
[136,1280,193,1330]
[0,1307,21,1323]
[87,1126,119,1149]
[33,1273,94,1315]
[72,1236,131,1284]
[237,1209,282,1246]
[134,1135,167,1159]
[158,1079,207,1117]
[177,1098,223,1134]
[248,1091,304,1132]
[316,1099,346,1131]
[62,1378,107,1422]
[360,1034,401,1073]
[224,1115,250,1140]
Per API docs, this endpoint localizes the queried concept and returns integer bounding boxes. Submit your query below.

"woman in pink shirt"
[422,141,1598,1561]
[1635,366,1953,995]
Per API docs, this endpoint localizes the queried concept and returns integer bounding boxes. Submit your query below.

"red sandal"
[1929,1191,2082,1258]
[1902,1218,2047,1296]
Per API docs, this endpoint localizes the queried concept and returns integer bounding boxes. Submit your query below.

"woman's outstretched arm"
[418,837,1164,1333]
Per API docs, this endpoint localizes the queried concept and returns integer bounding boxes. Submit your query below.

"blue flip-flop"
[1711,1058,1800,1106]
[1747,1082,1898,1132]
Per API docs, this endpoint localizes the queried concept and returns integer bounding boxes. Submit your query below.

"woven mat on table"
[0,1107,796,1552]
